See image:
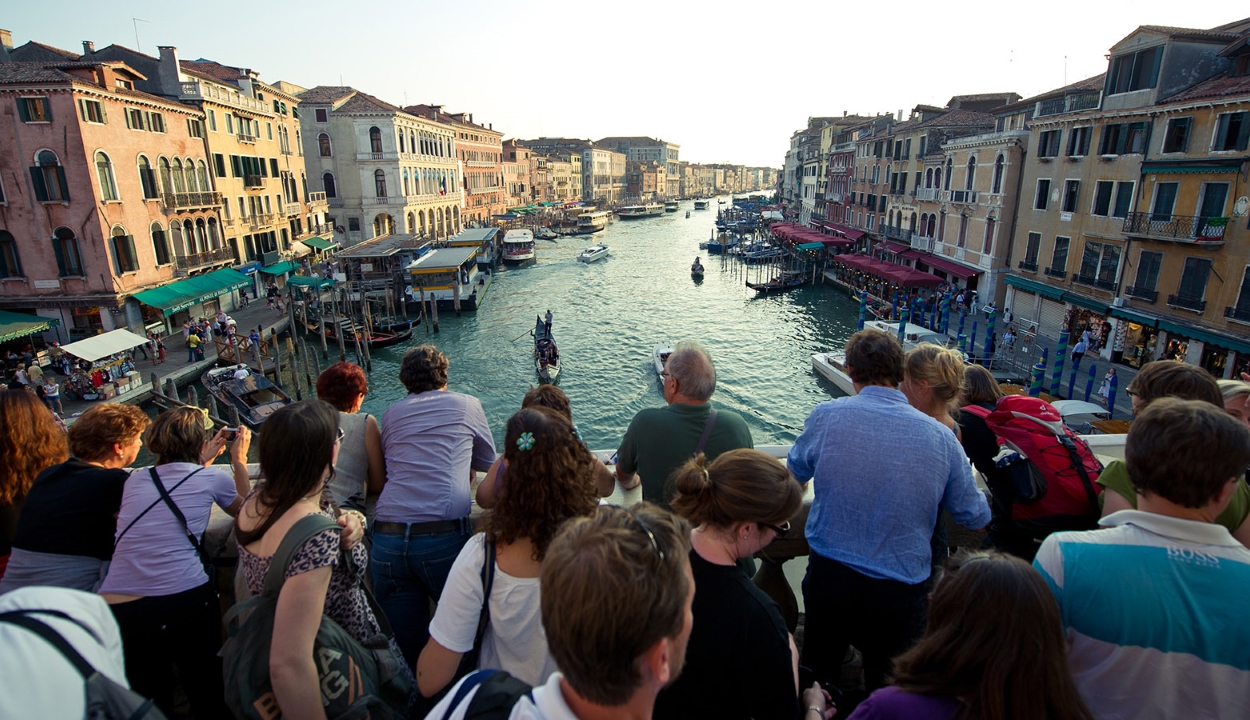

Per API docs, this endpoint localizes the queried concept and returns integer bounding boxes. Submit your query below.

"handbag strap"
[261,513,342,597]
[114,468,204,550]
[692,409,719,459]
[149,467,211,575]
[0,611,98,679]
[473,539,497,653]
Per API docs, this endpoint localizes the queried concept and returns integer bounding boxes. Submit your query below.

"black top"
[654,550,798,720]
[12,460,129,561]
[956,405,1000,478]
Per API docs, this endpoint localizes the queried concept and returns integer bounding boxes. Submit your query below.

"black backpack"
[0,610,167,720]
[441,670,532,720]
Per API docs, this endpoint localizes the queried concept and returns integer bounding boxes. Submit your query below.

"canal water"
[355,199,862,450]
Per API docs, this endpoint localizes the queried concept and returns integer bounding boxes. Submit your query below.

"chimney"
[897,109,903,121]
[82,40,95,56]
[843,110,847,117]
[0,29,12,62]
[157,46,182,96]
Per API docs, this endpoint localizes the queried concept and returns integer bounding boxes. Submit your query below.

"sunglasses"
[335,427,345,443]
[760,521,791,538]
[616,505,666,563]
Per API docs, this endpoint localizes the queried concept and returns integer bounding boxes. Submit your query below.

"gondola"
[202,364,292,429]
[307,316,413,350]
[746,272,810,295]
[534,315,560,383]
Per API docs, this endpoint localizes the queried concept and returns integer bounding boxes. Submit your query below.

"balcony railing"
[883,226,912,242]
[284,203,301,217]
[173,247,234,271]
[247,213,277,230]
[1035,92,1102,118]
[1018,260,1039,272]
[1073,273,1116,291]
[237,132,257,144]
[162,191,223,211]
[1168,294,1207,312]
[912,235,936,253]
[307,191,327,204]
[1125,286,1158,303]
[1122,212,1228,244]
[356,151,399,161]
[826,192,843,204]
[1225,305,1250,323]
[1044,267,1068,279]
[915,187,939,202]
[949,189,978,204]
[244,174,264,188]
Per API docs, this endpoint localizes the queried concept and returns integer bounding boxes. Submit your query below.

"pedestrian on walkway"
[187,333,202,363]
[157,340,166,365]
[1071,336,1088,367]
[1098,369,1116,407]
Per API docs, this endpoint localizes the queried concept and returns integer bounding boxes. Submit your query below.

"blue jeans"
[370,521,473,667]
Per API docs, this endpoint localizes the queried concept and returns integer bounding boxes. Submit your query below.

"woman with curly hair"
[0,390,69,580]
[415,406,599,698]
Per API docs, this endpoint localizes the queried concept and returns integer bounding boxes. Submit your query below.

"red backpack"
[964,395,1103,537]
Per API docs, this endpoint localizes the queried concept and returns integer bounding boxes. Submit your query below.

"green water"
[352,200,861,450]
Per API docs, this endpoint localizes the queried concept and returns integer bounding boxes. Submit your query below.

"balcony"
[1125,286,1158,303]
[1044,267,1068,279]
[826,192,843,204]
[285,203,301,217]
[1073,273,1115,291]
[244,174,264,188]
[247,213,277,230]
[949,189,978,204]
[1168,294,1207,313]
[307,191,327,204]
[883,226,912,242]
[363,196,402,205]
[912,235,936,253]
[1035,92,1102,118]
[1122,212,1228,244]
[173,247,234,272]
[1018,260,1039,272]
[237,132,257,144]
[161,191,223,211]
[1225,305,1250,324]
[356,151,400,162]
[915,187,939,202]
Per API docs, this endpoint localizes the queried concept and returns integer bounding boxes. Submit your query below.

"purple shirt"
[846,687,963,720]
[378,389,496,523]
[97,463,237,597]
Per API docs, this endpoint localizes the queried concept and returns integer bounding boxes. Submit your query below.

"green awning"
[796,242,826,251]
[286,275,335,288]
[1156,318,1250,355]
[260,261,298,276]
[132,268,251,317]
[0,310,58,342]
[1108,306,1158,328]
[1060,290,1108,314]
[1140,159,1244,175]
[301,237,337,251]
[1004,273,1065,302]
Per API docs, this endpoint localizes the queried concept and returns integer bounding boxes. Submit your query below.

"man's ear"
[642,636,673,686]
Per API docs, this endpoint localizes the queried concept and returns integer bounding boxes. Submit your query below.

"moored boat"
[535,227,559,240]
[747,271,808,294]
[812,319,964,396]
[202,364,292,429]
[577,244,609,263]
[576,211,611,233]
[811,352,855,396]
[502,229,536,263]
[534,315,560,383]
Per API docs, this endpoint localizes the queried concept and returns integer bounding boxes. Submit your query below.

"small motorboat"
[535,227,559,241]
[534,315,560,383]
[652,343,673,378]
[202,364,292,429]
[685,210,691,218]
[811,352,855,396]
[665,201,680,213]
[577,244,609,263]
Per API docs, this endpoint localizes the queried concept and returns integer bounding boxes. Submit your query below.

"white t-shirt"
[426,672,576,720]
[0,587,130,720]
[429,533,557,687]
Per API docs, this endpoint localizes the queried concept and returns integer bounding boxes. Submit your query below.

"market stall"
[57,329,150,401]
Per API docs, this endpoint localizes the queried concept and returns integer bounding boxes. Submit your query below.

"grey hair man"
[615,341,753,507]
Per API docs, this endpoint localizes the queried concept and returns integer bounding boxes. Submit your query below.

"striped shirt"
[1034,510,1250,719]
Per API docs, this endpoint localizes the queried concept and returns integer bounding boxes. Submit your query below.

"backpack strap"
[692,409,719,459]
[962,404,992,420]
[0,611,99,679]
[262,513,342,597]
[473,539,497,656]
[1059,435,1102,522]
[464,671,533,720]
[442,670,498,720]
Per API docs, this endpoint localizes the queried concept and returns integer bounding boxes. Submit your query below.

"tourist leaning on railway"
[788,329,990,705]
[0,404,149,594]
[654,449,808,720]
[616,340,753,508]
[374,344,497,667]
[0,390,69,582]
[315,361,386,523]
[1035,399,1250,719]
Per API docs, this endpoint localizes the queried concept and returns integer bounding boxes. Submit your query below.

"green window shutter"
[42,98,51,121]
[16,99,30,122]
[231,156,242,177]
[126,235,138,271]
[100,103,107,124]
[269,158,278,176]
[28,167,49,201]
[78,99,86,121]
[56,168,71,201]
[1236,114,1250,152]
[52,236,67,276]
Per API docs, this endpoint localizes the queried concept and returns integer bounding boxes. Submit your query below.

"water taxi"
[618,203,664,219]
[664,201,680,212]
[577,244,609,263]
[202,365,292,429]
[501,229,536,263]
[694,200,710,210]
[576,211,612,233]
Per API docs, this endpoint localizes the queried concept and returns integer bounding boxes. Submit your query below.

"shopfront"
[131,269,252,333]
[1108,307,1159,368]
[1155,317,1250,378]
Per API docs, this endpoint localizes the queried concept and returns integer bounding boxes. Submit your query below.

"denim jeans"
[370,521,473,667]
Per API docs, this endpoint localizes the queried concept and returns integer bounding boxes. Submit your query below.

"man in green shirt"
[616,341,753,508]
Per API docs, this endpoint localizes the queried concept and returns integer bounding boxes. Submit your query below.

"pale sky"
[6,2,1242,168]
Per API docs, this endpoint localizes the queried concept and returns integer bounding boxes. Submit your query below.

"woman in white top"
[416,406,600,697]
[97,407,250,719]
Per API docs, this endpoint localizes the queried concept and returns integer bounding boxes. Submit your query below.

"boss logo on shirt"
[1166,545,1221,568]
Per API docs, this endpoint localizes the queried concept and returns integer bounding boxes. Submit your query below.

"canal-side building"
[625,161,665,202]
[848,116,896,233]
[545,152,581,202]
[501,140,531,208]
[0,58,223,339]
[597,137,680,198]
[408,104,504,225]
[1003,21,1250,377]
[582,145,626,205]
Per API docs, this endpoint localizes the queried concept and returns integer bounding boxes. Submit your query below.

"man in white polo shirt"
[1034,398,1250,719]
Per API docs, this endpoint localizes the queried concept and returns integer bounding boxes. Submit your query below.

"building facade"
[409,105,504,225]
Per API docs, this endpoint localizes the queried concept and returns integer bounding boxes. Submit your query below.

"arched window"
[169,221,185,257]
[33,150,68,202]
[151,221,171,265]
[374,169,387,198]
[110,225,138,273]
[402,169,410,196]
[0,231,23,278]
[137,155,159,199]
[370,127,383,154]
[398,132,405,153]
[323,172,337,198]
[195,219,208,253]
[171,158,186,193]
[453,206,460,232]
[418,210,426,234]
[95,151,118,201]
[927,214,936,238]
[207,218,220,249]
[944,158,953,191]
[197,160,209,193]
[52,227,83,276]
[964,157,976,191]
[983,217,996,254]
[184,220,197,254]
[991,154,1005,194]
[158,157,173,196]
[407,212,415,233]
[318,133,332,157]
[937,211,946,244]
[909,212,917,233]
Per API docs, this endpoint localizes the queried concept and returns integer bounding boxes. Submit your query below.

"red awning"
[898,250,924,261]
[918,254,981,279]
[821,237,857,247]
[879,241,909,254]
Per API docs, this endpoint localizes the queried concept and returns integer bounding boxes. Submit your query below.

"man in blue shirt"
[789,329,990,697]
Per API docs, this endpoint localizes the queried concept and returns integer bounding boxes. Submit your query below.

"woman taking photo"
[97,407,251,719]
[416,406,600,698]
[233,400,391,719]
[0,391,68,581]
[654,448,807,720]
[316,361,386,521]
[0,403,149,592]
[842,551,1093,720]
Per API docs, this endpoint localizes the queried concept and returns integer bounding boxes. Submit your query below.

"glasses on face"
[1126,389,1138,398]
[617,505,666,563]
[660,370,671,379]
[335,427,345,444]
[760,521,791,538]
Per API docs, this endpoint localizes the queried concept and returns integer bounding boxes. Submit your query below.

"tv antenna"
[132,18,148,53]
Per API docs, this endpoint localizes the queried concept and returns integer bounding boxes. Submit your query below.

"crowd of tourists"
[1,333,1249,720]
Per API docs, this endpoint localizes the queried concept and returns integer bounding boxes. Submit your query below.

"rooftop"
[296,85,357,104]
[335,233,431,259]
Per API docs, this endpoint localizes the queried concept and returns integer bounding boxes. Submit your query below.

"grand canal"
[355,200,862,449]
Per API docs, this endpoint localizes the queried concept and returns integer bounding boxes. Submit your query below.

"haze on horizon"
[6,1,1240,169]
